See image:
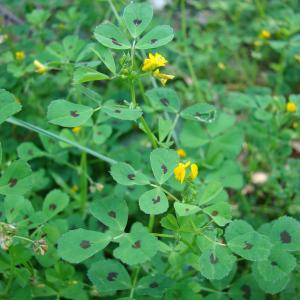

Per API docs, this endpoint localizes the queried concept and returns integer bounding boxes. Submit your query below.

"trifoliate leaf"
[227,231,272,261]
[229,275,265,300]
[42,189,69,219]
[139,188,169,215]
[110,162,149,186]
[145,88,180,113]
[203,202,231,226]
[136,25,174,49]
[150,148,179,184]
[0,160,32,196]
[102,104,143,121]
[57,229,111,263]
[113,222,159,265]
[94,23,131,49]
[88,259,131,293]
[270,216,300,251]
[174,202,201,217]
[47,100,93,127]
[17,142,44,161]
[181,103,216,123]
[0,89,22,124]
[199,246,236,280]
[255,248,296,282]
[90,196,128,234]
[123,3,153,38]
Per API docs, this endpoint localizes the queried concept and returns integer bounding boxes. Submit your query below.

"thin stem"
[152,233,176,239]
[140,116,158,148]
[151,183,180,202]
[148,214,155,232]
[129,267,140,299]
[166,113,180,143]
[80,152,88,216]
[6,117,117,165]
[130,80,137,108]
[13,235,34,243]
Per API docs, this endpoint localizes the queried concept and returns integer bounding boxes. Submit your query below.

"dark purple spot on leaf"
[108,210,116,218]
[152,196,160,204]
[107,272,118,281]
[70,111,80,117]
[161,164,168,174]
[280,230,291,244]
[149,282,159,288]
[97,131,102,135]
[151,39,158,44]
[185,208,190,212]
[10,208,15,213]
[128,186,135,191]
[80,240,91,249]
[28,149,33,155]
[160,98,169,106]
[209,253,218,264]
[133,18,142,25]
[114,109,121,113]
[49,204,57,210]
[111,38,122,46]
[211,210,218,216]
[128,174,135,180]
[241,284,251,300]
[271,261,278,266]
[132,240,141,249]
[243,242,253,250]
[8,178,17,187]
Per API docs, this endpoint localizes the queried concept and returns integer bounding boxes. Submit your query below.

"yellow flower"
[254,40,262,47]
[218,62,226,70]
[71,184,79,193]
[190,163,198,180]
[142,53,168,72]
[33,59,47,74]
[15,51,25,60]
[72,126,81,134]
[174,161,198,183]
[260,30,271,39]
[153,69,175,86]
[176,148,186,158]
[294,55,300,63]
[286,101,297,113]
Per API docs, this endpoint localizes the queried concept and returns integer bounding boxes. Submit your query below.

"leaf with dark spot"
[107,271,118,281]
[108,211,116,219]
[280,230,291,244]
[149,282,159,288]
[243,242,253,250]
[70,111,80,117]
[111,37,122,46]
[132,240,141,249]
[128,174,135,180]
[152,196,160,204]
[241,284,251,300]
[80,240,91,249]
[49,203,57,210]
[8,178,17,187]
[133,18,142,25]
[209,253,218,264]
[161,164,167,174]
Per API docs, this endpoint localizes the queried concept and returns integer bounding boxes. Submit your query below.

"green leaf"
[270,216,300,251]
[255,248,296,282]
[123,3,153,38]
[91,44,116,74]
[174,202,201,216]
[110,162,149,186]
[73,67,109,83]
[57,229,111,263]
[17,142,44,161]
[136,25,174,49]
[203,202,231,226]
[199,245,236,280]
[139,188,169,215]
[43,189,69,219]
[229,275,265,300]
[227,231,272,261]
[47,100,93,127]
[92,124,112,144]
[158,117,172,142]
[150,148,179,184]
[145,88,180,113]
[94,23,131,49]
[0,160,32,196]
[160,214,179,231]
[0,89,22,124]
[88,259,131,293]
[252,263,290,295]
[113,222,159,265]
[197,181,223,206]
[90,196,128,234]
[181,103,216,123]
[102,104,143,121]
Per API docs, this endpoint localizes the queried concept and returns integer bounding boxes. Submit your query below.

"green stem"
[6,117,117,165]
[152,233,176,238]
[107,0,122,26]
[80,152,88,215]
[129,267,140,299]
[166,113,180,143]
[148,214,155,232]
[140,116,158,148]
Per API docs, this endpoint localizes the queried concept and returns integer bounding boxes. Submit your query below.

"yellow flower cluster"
[260,29,271,39]
[15,51,25,60]
[176,148,186,158]
[142,53,174,86]
[33,60,48,74]
[286,101,297,113]
[174,161,198,184]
